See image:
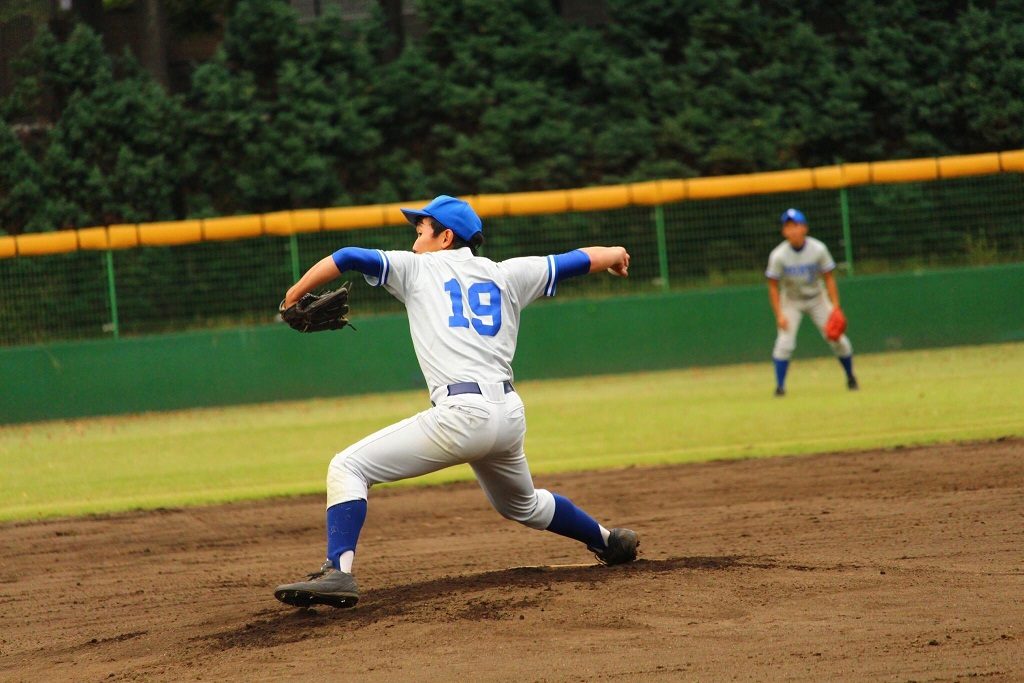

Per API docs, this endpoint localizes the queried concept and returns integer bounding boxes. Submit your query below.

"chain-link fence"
[1,173,1022,346]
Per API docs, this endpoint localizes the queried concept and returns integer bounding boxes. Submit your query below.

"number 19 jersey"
[363,247,559,395]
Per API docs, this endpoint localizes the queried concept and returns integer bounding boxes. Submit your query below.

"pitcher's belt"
[447,381,515,396]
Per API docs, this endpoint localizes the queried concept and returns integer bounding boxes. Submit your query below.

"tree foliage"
[0,118,44,234]
[2,0,1024,233]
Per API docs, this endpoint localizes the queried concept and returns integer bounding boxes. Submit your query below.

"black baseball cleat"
[274,561,359,609]
[592,528,640,566]
[847,376,859,390]
[774,387,786,397]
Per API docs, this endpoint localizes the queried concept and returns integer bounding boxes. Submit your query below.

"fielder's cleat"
[274,561,359,609]
[774,387,786,397]
[847,376,859,391]
[593,528,639,566]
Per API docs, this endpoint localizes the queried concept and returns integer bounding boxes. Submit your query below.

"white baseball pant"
[772,293,853,360]
[326,382,556,529]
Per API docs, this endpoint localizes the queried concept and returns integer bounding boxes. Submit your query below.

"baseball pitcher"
[274,195,639,609]
[766,208,858,396]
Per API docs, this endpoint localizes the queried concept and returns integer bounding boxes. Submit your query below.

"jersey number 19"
[444,279,502,337]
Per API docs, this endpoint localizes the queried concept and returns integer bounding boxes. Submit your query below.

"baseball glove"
[825,307,847,341]
[279,282,352,333]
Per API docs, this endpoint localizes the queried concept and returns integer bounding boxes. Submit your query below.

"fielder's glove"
[279,282,353,333]
[825,307,847,341]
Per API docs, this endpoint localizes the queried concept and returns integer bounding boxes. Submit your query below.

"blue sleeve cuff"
[544,250,591,296]
[332,247,385,281]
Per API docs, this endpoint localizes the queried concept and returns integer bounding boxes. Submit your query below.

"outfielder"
[275,195,639,609]
[766,208,858,396]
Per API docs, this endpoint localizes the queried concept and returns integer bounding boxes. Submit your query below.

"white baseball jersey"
[326,246,578,529]
[765,237,836,300]
[363,247,555,397]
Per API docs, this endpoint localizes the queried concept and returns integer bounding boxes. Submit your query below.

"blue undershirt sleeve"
[331,247,385,279]
[540,250,591,297]
[552,249,591,282]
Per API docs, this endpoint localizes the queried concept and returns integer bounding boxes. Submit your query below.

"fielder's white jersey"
[765,237,836,300]
[363,247,554,395]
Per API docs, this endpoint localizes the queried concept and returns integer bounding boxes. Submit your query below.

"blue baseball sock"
[546,493,605,550]
[838,355,854,379]
[326,499,367,570]
[773,357,789,389]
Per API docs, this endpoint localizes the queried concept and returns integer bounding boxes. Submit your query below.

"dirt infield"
[1,439,1022,682]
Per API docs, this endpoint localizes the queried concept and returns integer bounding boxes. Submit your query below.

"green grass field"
[2,342,1022,522]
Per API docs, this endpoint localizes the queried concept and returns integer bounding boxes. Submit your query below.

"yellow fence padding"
[292,209,323,234]
[626,180,665,205]
[750,169,816,194]
[687,174,751,200]
[504,190,571,215]
[1000,150,1024,171]
[321,205,371,229]
[938,153,997,177]
[257,209,327,235]
[323,204,391,230]
[203,215,263,241]
[379,202,412,225]
[108,224,139,249]
[840,163,874,187]
[809,165,846,189]
[629,179,688,205]
[465,194,508,218]
[15,230,79,256]
[139,220,202,246]
[262,211,291,236]
[871,158,940,183]
[77,226,110,250]
[1,149,1021,260]
[568,185,632,211]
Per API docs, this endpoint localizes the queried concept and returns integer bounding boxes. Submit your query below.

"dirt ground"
[1,439,1022,682]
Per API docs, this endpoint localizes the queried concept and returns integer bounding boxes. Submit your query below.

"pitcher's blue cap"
[780,208,807,225]
[401,195,482,241]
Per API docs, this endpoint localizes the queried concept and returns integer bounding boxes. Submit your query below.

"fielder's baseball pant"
[772,293,853,360]
[326,382,556,530]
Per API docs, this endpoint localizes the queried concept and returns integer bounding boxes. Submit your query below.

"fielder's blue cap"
[780,208,807,225]
[401,195,482,241]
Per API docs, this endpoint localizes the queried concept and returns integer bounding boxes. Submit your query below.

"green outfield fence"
[1,153,1023,346]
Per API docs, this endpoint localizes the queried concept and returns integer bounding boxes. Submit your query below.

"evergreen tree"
[5,0,1024,231]
[0,120,45,234]
[38,52,187,227]
[184,0,382,213]
[7,23,114,120]
[943,6,1024,151]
